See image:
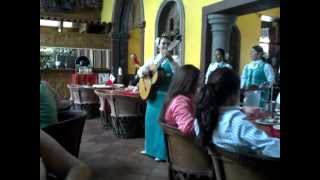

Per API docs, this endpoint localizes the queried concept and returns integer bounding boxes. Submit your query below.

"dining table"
[244,106,280,138]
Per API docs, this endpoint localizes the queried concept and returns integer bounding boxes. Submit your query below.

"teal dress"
[242,62,270,107]
[144,58,174,160]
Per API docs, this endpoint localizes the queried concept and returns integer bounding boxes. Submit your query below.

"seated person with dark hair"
[40,81,58,128]
[40,129,91,180]
[194,68,279,158]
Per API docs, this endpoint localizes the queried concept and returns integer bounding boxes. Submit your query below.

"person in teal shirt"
[241,45,275,107]
[138,33,179,161]
[40,81,58,128]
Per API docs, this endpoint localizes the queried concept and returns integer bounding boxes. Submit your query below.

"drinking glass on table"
[243,90,261,107]
[264,101,276,120]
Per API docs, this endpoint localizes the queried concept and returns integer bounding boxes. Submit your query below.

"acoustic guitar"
[138,64,159,100]
[138,39,181,100]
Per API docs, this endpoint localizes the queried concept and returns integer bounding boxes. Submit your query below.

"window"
[40,19,74,28]
[259,15,273,57]
[40,47,111,70]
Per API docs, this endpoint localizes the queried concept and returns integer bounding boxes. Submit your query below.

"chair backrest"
[79,87,99,104]
[94,89,109,112]
[207,145,280,180]
[67,84,80,104]
[67,84,98,105]
[57,99,72,113]
[160,122,213,177]
[43,111,87,157]
[105,94,143,117]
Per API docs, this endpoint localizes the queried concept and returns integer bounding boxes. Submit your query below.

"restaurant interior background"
[40,0,280,180]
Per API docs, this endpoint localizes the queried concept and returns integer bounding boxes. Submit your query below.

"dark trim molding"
[155,0,185,64]
[203,0,280,16]
[111,0,131,84]
[200,0,280,80]
[139,0,145,65]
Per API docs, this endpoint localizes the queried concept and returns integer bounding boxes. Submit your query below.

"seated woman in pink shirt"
[161,65,200,135]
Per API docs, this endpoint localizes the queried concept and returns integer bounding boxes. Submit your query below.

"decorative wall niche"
[155,0,185,65]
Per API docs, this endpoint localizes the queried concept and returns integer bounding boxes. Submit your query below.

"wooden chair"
[207,145,280,180]
[94,89,112,129]
[43,111,87,157]
[67,84,98,106]
[104,93,144,138]
[160,122,214,180]
[67,84,99,118]
[57,99,73,113]
[41,81,72,113]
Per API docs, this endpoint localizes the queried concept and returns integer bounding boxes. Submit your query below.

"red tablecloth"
[72,73,98,85]
[244,107,280,138]
[250,113,280,138]
[254,124,280,138]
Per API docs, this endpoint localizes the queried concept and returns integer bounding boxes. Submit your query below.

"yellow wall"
[100,0,221,72]
[142,0,163,62]
[236,14,261,74]
[237,7,280,73]
[128,28,142,74]
[101,0,114,23]
[143,0,221,68]
[259,7,280,17]
[101,1,279,75]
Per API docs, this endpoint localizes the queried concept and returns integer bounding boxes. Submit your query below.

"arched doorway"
[111,0,145,84]
[155,0,185,65]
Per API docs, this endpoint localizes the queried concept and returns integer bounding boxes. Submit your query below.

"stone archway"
[155,0,185,65]
[111,0,145,84]
[111,0,130,83]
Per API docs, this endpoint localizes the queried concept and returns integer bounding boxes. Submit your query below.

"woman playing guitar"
[138,33,180,161]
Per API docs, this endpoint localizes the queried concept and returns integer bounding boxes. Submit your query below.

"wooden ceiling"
[40,0,103,24]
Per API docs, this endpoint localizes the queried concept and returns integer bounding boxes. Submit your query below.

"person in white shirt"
[194,68,280,158]
[241,45,275,107]
[205,48,232,84]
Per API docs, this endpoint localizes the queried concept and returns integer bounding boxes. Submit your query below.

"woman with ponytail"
[194,68,279,158]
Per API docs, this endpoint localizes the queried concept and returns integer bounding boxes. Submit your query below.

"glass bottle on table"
[117,66,123,84]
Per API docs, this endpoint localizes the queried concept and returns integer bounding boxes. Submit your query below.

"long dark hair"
[195,68,240,146]
[160,65,200,122]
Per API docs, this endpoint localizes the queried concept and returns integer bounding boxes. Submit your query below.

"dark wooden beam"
[40,27,111,49]
[203,0,279,16]
[40,8,101,24]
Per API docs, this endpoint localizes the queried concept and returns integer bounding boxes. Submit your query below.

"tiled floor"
[79,118,169,180]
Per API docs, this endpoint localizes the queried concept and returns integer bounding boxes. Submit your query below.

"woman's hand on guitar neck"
[141,64,157,77]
